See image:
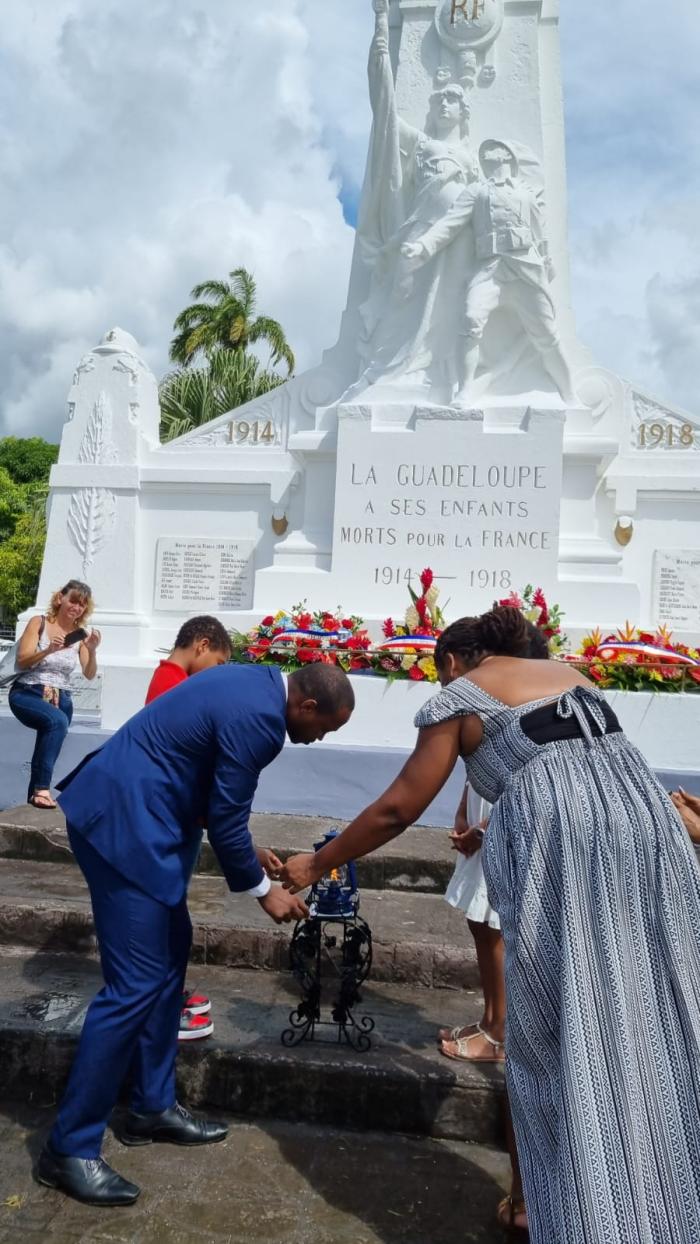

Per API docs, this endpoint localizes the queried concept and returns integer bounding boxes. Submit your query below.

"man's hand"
[280,851,321,895]
[255,846,283,880]
[258,886,309,925]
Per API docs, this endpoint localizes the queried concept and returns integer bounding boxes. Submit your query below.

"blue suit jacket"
[57,664,286,906]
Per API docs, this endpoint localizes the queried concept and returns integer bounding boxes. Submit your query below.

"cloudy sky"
[1,0,699,441]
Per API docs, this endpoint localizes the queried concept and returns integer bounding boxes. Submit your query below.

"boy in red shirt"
[145,616,283,1040]
[145,615,232,704]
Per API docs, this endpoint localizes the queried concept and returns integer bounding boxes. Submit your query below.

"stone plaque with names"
[154,538,255,612]
[332,409,564,616]
[652,550,700,630]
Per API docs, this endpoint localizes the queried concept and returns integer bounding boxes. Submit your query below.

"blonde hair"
[46,580,94,625]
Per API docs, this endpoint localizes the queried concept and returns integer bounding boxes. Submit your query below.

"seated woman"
[9,580,100,809]
[282,606,700,1244]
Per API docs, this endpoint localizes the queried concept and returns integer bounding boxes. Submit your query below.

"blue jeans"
[50,829,191,1157]
[8,682,73,798]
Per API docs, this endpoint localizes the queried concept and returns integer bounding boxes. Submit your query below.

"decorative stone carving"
[67,486,117,575]
[400,138,574,405]
[435,0,504,53]
[66,393,118,574]
[344,1,480,401]
[631,393,700,452]
[72,355,96,386]
[77,393,118,466]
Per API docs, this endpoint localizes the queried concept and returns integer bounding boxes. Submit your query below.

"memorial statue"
[345,0,480,399]
[401,138,575,405]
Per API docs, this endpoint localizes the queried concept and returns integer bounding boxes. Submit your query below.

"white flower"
[405,605,420,630]
[425,585,440,608]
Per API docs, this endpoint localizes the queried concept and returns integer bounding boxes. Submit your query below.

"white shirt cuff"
[247,874,272,899]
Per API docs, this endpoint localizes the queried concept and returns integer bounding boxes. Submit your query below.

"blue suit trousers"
[50,827,192,1158]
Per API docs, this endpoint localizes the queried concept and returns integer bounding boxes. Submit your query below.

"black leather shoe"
[119,1102,228,1147]
[35,1145,140,1206]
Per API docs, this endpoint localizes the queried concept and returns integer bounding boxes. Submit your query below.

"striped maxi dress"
[415,680,700,1244]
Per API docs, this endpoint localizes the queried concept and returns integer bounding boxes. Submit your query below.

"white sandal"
[440,1023,505,1063]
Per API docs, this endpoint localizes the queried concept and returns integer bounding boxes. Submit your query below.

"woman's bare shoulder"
[469,658,592,706]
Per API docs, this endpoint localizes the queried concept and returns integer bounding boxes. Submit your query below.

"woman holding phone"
[9,580,100,809]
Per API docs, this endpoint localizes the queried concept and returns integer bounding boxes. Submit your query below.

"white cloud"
[0,0,698,440]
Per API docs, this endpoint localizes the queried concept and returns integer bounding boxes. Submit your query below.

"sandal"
[437,1022,479,1045]
[29,792,58,810]
[440,1024,505,1063]
[497,1195,528,1237]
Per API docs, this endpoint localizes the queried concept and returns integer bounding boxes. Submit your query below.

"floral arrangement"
[497,584,567,655]
[570,623,700,693]
[230,605,372,673]
[229,570,444,682]
[378,568,446,682]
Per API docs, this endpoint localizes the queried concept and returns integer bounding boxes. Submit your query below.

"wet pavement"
[0,1103,510,1244]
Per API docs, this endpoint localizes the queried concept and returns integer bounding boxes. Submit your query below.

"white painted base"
[95,660,700,777]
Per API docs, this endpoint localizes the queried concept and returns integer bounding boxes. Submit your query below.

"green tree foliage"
[159,347,283,442]
[0,511,47,619]
[0,436,58,483]
[0,436,57,621]
[169,267,295,374]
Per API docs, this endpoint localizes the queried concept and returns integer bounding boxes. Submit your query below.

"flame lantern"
[281,828,374,1051]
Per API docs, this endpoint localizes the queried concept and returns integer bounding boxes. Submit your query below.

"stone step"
[0,858,478,990]
[0,805,456,895]
[1,951,503,1144]
[0,1101,510,1244]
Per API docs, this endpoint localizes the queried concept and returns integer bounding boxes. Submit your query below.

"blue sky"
[0,0,698,439]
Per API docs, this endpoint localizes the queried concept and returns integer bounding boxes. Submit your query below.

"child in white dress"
[438,621,550,1064]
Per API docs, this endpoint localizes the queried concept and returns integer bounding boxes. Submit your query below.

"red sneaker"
[181,988,211,1016]
[178,1010,214,1042]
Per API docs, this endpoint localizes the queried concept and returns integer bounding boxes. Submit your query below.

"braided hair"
[434,605,547,672]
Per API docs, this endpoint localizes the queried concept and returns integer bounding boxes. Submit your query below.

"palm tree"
[159,347,283,442]
[169,267,295,375]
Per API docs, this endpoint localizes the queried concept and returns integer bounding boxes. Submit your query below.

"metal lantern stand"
[281,832,374,1051]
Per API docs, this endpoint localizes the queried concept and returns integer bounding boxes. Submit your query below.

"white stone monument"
[31,0,700,740]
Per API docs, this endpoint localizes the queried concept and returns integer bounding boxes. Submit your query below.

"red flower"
[589,665,604,682]
[341,618,354,630]
[298,648,322,664]
[420,568,434,592]
[408,665,425,681]
[346,634,370,650]
[499,591,523,609]
[295,612,314,630]
[322,615,337,631]
[638,631,655,645]
[415,597,428,625]
[350,655,369,670]
[261,615,274,627]
[257,637,271,649]
[382,618,395,638]
[532,587,546,608]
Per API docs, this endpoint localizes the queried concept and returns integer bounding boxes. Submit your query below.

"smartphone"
[64,628,88,647]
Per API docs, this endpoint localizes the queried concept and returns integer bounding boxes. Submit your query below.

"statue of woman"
[345,0,479,401]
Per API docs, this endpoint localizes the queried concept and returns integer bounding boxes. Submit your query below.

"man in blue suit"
[36,661,354,1206]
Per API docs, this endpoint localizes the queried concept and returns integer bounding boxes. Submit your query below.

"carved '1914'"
[451,0,485,22]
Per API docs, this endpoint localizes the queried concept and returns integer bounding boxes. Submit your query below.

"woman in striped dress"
[282,606,700,1243]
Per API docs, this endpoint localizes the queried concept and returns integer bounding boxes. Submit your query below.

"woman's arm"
[79,629,101,680]
[281,720,462,893]
[16,616,62,670]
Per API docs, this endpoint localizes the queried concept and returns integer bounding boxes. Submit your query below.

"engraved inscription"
[452,0,485,21]
[154,538,255,612]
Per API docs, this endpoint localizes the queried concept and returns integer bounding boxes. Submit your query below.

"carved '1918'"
[451,0,485,22]
[638,422,695,450]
